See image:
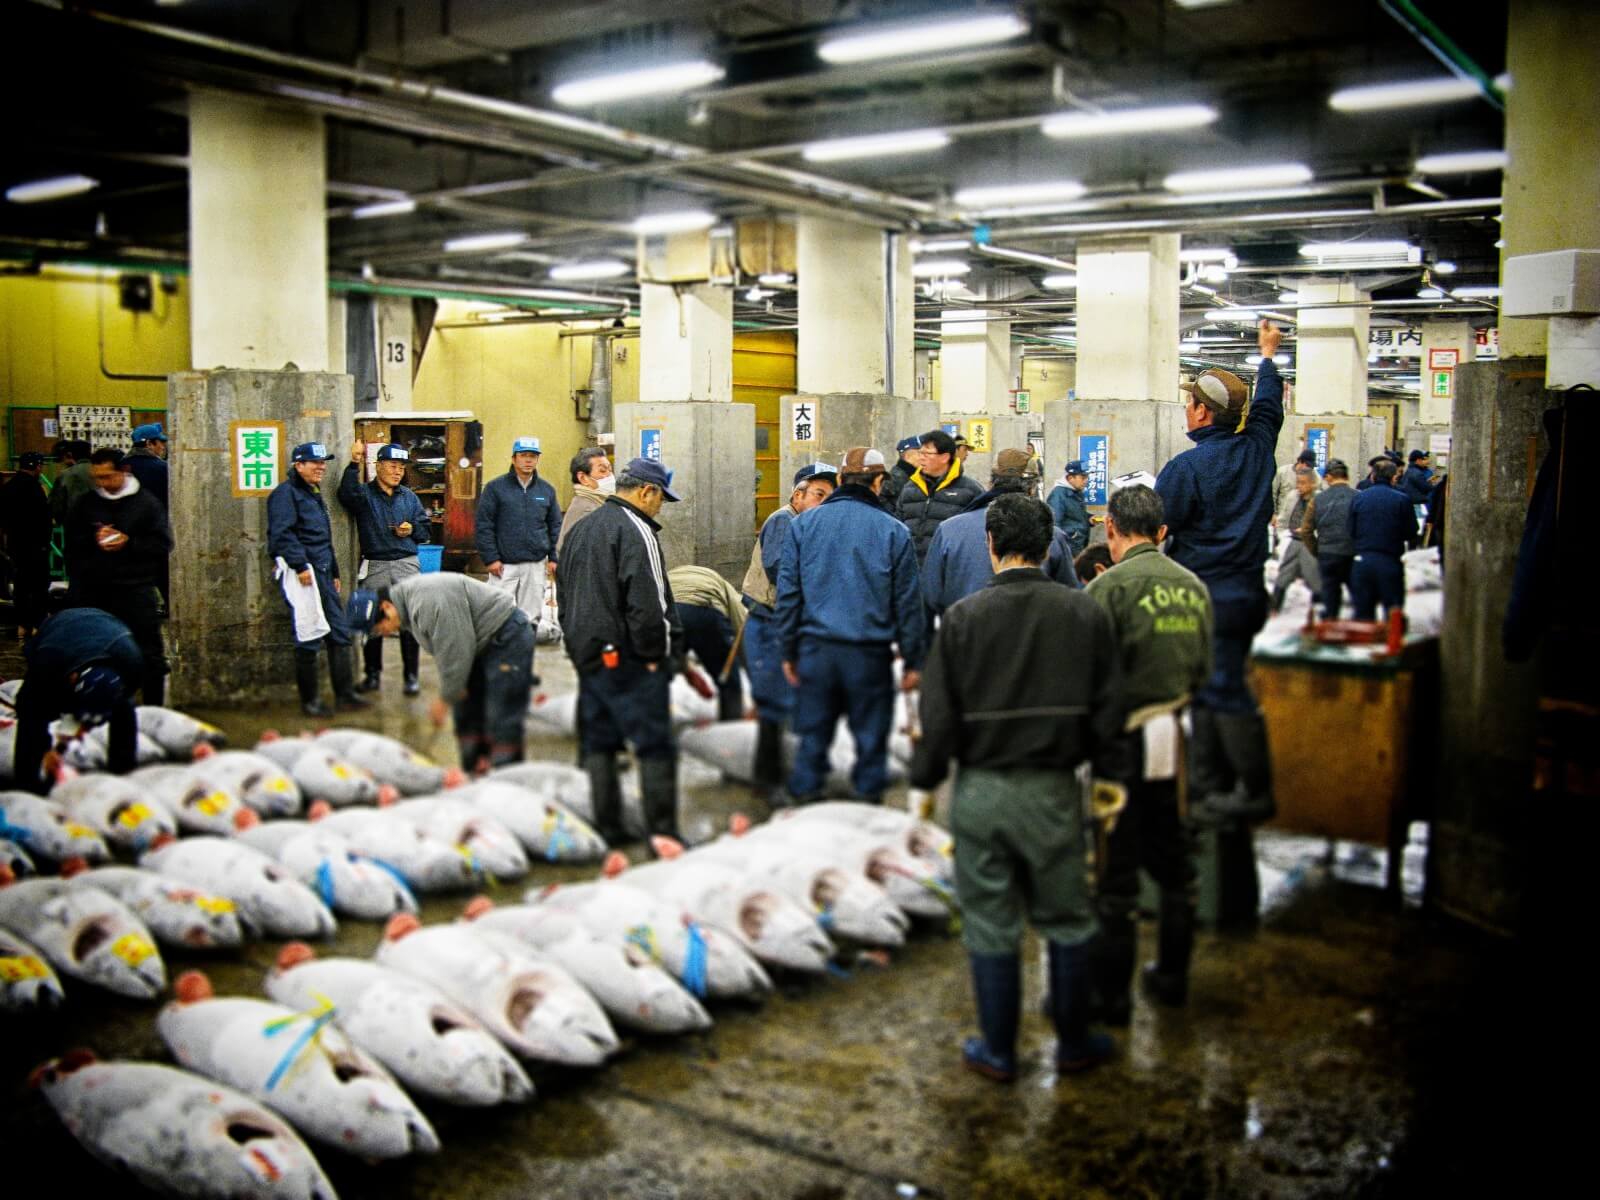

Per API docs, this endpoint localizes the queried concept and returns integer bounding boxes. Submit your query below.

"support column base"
[778,392,936,497]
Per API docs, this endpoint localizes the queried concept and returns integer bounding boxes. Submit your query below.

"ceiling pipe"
[988,197,1500,241]
[975,244,1077,272]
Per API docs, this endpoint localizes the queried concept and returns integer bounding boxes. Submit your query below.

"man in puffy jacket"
[338,441,430,696]
[777,447,925,805]
[475,436,562,633]
[896,429,985,562]
[1046,460,1092,556]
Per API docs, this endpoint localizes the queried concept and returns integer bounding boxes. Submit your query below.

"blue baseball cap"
[793,462,838,488]
[512,437,542,454]
[1064,460,1087,475]
[896,436,922,454]
[623,457,682,502]
[71,667,125,724]
[131,423,167,443]
[346,588,381,635]
[375,444,409,462]
[291,442,331,463]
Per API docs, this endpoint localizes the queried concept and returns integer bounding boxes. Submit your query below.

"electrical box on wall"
[118,273,153,312]
[1502,250,1600,317]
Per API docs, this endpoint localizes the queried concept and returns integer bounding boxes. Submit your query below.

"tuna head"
[0,879,166,999]
[808,863,910,947]
[862,846,957,920]
[0,926,65,1012]
[695,922,774,1000]
[732,888,835,974]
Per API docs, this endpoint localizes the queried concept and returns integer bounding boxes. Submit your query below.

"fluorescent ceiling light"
[802,129,949,163]
[744,287,770,301]
[1299,240,1415,259]
[910,238,971,254]
[1178,247,1236,264]
[6,173,99,203]
[818,12,1027,64]
[757,272,794,285]
[1042,103,1217,139]
[911,259,970,278]
[1205,309,1258,321]
[953,180,1086,208]
[1245,354,1291,365]
[1329,75,1508,112]
[443,231,528,253]
[352,198,416,219]
[1041,274,1077,290]
[1164,163,1312,193]
[1452,285,1501,298]
[632,210,717,235]
[1278,292,1301,303]
[549,259,630,281]
[1415,149,1508,174]
[1417,287,1445,299]
[1200,266,1230,283]
[552,60,725,107]
[1432,260,1457,274]
[43,263,104,278]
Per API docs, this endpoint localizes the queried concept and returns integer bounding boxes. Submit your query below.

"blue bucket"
[418,544,444,573]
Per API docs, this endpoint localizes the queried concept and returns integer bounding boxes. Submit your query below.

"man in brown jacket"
[556,447,614,557]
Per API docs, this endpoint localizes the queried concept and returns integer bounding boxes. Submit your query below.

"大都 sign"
[1076,432,1109,506]
[230,420,284,497]
[791,401,816,443]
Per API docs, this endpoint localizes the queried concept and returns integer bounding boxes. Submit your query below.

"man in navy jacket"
[475,436,562,640]
[1349,459,1414,620]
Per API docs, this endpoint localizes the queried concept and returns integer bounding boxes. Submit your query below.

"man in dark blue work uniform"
[1154,320,1285,928]
[1349,459,1414,620]
[126,423,169,510]
[777,447,925,805]
[10,607,143,794]
[338,440,431,696]
[475,436,562,644]
[1046,460,1093,557]
[268,441,367,718]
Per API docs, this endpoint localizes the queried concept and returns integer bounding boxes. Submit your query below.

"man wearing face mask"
[555,457,688,847]
[338,441,430,695]
[558,446,615,557]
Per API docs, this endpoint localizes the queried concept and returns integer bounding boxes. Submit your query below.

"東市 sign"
[230,420,284,497]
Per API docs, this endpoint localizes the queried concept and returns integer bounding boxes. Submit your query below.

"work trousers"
[453,609,536,771]
[493,559,547,625]
[8,546,49,633]
[69,583,167,706]
[951,765,1096,955]
[677,602,744,721]
[283,559,351,649]
[787,636,894,800]
[1350,553,1405,621]
[12,681,136,795]
[1317,553,1354,619]
[360,556,421,679]
[1272,538,1320,608]
[1097,733,1198,925]
[1195,586,1268,715]
[577,656,676,762]
[741,608,791,723]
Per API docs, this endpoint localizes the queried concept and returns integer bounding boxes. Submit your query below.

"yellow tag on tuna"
[111,934,155,967]
[117,803,154,829]
[195,794,226,816]
[0,955,50,982]
[331,765,351,780]
[193,895,236,915]
[267,777,291,793]
[65,822,97,839]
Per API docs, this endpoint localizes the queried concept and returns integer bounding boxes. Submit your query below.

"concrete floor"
[0,633,1533,1198]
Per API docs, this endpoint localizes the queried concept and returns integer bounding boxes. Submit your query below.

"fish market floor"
[0,644,1536,1197]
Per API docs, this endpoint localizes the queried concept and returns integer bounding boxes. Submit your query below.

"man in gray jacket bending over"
[347,577,535,772]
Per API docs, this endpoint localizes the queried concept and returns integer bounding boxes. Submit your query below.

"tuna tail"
[601,851,629,878]
[383,912,422,942]
[729,812,752,836]
[376,784,400,806]
[307,800,333,821]
[259,729,281,743]
[443,768,467,789]
[462,895,495,920]
[59,856,90,878]
[192,742,216,760]
[275,942,317,971]
[174,970,215,1003]
[650,836,684,860]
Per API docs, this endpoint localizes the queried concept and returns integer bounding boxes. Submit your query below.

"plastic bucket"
[418,544,444,573]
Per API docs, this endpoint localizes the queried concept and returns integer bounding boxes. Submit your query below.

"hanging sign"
[790,401,816,443]
[1076,432,1110,506]
[1012,390,1031,414]
[229,420,284,497]
[1304,425,1332,474]
[1368,327,1425,358]
[640,427,663,461]
[966,418,992,453]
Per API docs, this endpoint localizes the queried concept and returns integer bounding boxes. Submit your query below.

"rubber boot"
[295,648,330,718]
[1212,711,1276,823]
[639,755,681,844]
[1047,940,1115,1073]
[582,752,626,845]
[961,952,1020,1082]
[1213,823,1261,933]
[358,637,383,691]
[1186,705,1233,801]
[400,632,421,695]
[1088,906,1136,1027]
[327,643,370,711]
[752,719,785,792]
[1142,893,1196,1007]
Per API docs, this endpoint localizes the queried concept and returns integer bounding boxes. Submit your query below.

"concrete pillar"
[1408,319,1474,460]
[1294,277,1369,416]
[796,218,913,395]
[777,393,937,512]
[376,296,415,412]
[639,281,733,404]
[1076,234,1179,402]
[913,348,934,402]
[938,312,1010,414]
[189,94,328,371]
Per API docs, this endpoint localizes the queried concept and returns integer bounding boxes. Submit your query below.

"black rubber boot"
[1191,711,1276,825]
[1214,823,1262,933]
[582,752,626,844]
[1088,907,1136,1027]
[1047,940,1115,1073]
[961,952,1020,1082]
[327,643,370,711]
[639,755,681,844]
[295,648,330,717]
[358,637,383,691]
[1142,893,1196,1006]
[401,632,421,695]
[1186,704,1233,801]
[752,719,785,791]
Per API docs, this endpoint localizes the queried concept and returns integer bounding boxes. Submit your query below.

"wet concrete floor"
[1,639,1537,1197]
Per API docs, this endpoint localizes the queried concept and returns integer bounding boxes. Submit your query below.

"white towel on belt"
[275,557,331,643]
[1142,712,1180,782]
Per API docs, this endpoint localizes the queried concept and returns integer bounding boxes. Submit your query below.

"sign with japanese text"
[966,418,991,453]
[1475,326,1499,360]
[1368,327,1425,358]
[1012,389,1031,414]
[790,401,816,443]
[941,422,961,439]
[640,427,663,461]
[1428,347,1460,370]
[1304,425,1332,474]
[1076,432,1110,506]
[229,420,283,497]
[1431,369,1454,399]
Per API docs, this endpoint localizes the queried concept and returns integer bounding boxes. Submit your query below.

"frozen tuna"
[194,750,302,817]
[0,924,64,1012]
[125,764,253,837]
[314,729,460,796]
[69,864,245,950]
[386,797,530,879]
[679,720,906,794]
[253,735,384,808]
[136,705,228,758]
[771,801,955,882]
[453,778,609,862]
[739,820,955,920]
[238,821,416,921]
[141,836,336,940]
[0,790,110,863]
[159,972,439,1160]
[312,807,476,893]
[0,873,165,998]
[265,944,533,1107]
[50,774,178,852]
[61,722,167,770]
[1,836,36,877]
[33,1052,338,1200]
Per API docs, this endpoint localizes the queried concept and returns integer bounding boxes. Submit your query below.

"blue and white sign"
[1305,425,1331,475]
[640,427,662,462]
[942,422,961,439]
[1077,433,1109,506]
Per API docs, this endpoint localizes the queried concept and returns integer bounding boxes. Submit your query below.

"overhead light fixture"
[352,198,417,219]
[631,210,717,235]
[1278,291,1301,303]
[817,12,1027,64]
[1245,354,1291,366]
[1417,287,1445,299]
[552,60,725,107]
[442,231,528,253]
[1299,240,1417,260]
[1164,163,1312,193]
[1494,239,1506,249]
[1432,260,1457,274]
[6,173,99,203]
[1415,149,1509,174]
[910,238,971,254]
[911,259,970,278]
[1329,74,1509,113]
[953,180,1086,209]
[1451,285,1501,298]
[1178,247,1236,264]
[1200,265,1230,283]
[744,286,771,302]
[757,272,794,285]
[1205,308,1258,321]
[1042,103,1217,139]
[548,259,630,281]
[1041,273,1077,290]
[801,129,950,163]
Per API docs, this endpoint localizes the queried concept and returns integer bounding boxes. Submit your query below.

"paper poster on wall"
[1429,433,1452,457]
[1304,424,1332,474]
[1428,348,1459,370]
[966,418,992,453]
[790,401,816,443]
[229,420,284,497]
[942,422,961,439]
[1076,432,1110,506]
[640,427,663,461]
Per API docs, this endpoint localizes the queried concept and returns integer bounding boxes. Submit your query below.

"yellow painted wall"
[1022,356,1075,406]
[733,330,796,528]
[0,270,191,464]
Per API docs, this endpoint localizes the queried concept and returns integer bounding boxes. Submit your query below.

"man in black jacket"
[896,429,985,562]
[556,457,686,846]
[912,494,1123,1082]
[63,448,172,704]
[1,451,52,636]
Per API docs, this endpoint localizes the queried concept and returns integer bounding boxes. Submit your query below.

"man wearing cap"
[267,441,367,717]
[556,458,687,845]
[1402,450,1436,549]
[127,423,169,510]
[1300,459,1357,618]
[1046,461,1093,557]
[1154,320,1285,927]
[348,576,535,772]
[1348,459,1414,621]
[557,447,614,557]
[10,606,143,793]
[740,462,837,790]
[885,437,922,515]
[63,448,173,705]
[475,437,562,637]
[1,451,51,637]
[670,564,747,722]
[48,439,93,524]
[338,440,430,696]
[1271,448,1322,535]
[923,449,1079,623]
[777,447,925,805]
[897,429,985,563]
